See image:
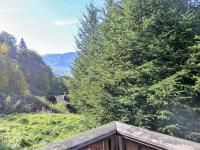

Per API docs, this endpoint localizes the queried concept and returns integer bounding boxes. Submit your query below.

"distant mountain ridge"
[42,52,76,76]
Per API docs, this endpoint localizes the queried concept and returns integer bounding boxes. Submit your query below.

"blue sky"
[0,0,104,54]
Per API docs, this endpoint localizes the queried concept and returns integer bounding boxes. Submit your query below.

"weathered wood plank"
[116,121,200,150]
[38,122,116,150]
[125,139,139,150]
[104,138,110,150]
[110,135,118,150]
[118,136,123,150]
[38,121,200,150]
[141,146,156,150]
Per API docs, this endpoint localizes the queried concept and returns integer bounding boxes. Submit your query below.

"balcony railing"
[38,121,200,150]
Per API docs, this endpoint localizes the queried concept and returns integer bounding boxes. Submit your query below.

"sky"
[0,0,105,55]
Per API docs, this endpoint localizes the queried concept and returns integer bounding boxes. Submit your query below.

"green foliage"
[37,96,68,113]
[49,76,68,96]
[0,56,30,95]
[0,31,65,96]
[15,50,53,95]
[0,138,11,150]
[0,114,89,150]
[69,0,200,142]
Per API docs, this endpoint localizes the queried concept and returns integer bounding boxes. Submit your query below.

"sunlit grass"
[0,113,89,150]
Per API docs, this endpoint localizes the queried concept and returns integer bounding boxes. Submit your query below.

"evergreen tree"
[70,0,200,142]
[69,2,101,119]
[19,38,27,50]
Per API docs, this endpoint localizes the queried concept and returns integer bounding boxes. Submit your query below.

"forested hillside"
[0,32,29,95]
[0,31,55,95]
[0,31,69,114]
[69,0,200,142]
[0,31,69,96]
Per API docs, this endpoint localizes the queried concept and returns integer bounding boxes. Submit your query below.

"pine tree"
[75,2,99,51]
[70,2,100,114]
[69,0,200,142]
[19,38,27,50]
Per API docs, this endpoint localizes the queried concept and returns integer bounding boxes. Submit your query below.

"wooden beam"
[38,121,200,150]
[116,121,200,150]
[38,122,117,150]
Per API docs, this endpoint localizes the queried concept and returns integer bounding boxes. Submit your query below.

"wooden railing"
[38,121,200,150]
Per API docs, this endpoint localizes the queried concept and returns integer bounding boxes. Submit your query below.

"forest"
[0,31,69,114]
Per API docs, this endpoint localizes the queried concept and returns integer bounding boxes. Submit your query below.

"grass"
[0,113,89,150]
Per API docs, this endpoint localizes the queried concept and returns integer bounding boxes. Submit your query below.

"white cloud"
[53,19,79,26]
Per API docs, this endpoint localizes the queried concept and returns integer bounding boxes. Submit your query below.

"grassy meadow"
[0,114,89,150]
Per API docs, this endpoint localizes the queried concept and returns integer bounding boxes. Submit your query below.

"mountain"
[42,52,76,76]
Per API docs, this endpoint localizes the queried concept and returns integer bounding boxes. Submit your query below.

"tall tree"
[19,38,27,50]
[70,0,200,142]
[70,2,100,114]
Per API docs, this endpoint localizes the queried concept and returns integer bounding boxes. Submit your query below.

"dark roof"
[38,121,200,150]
